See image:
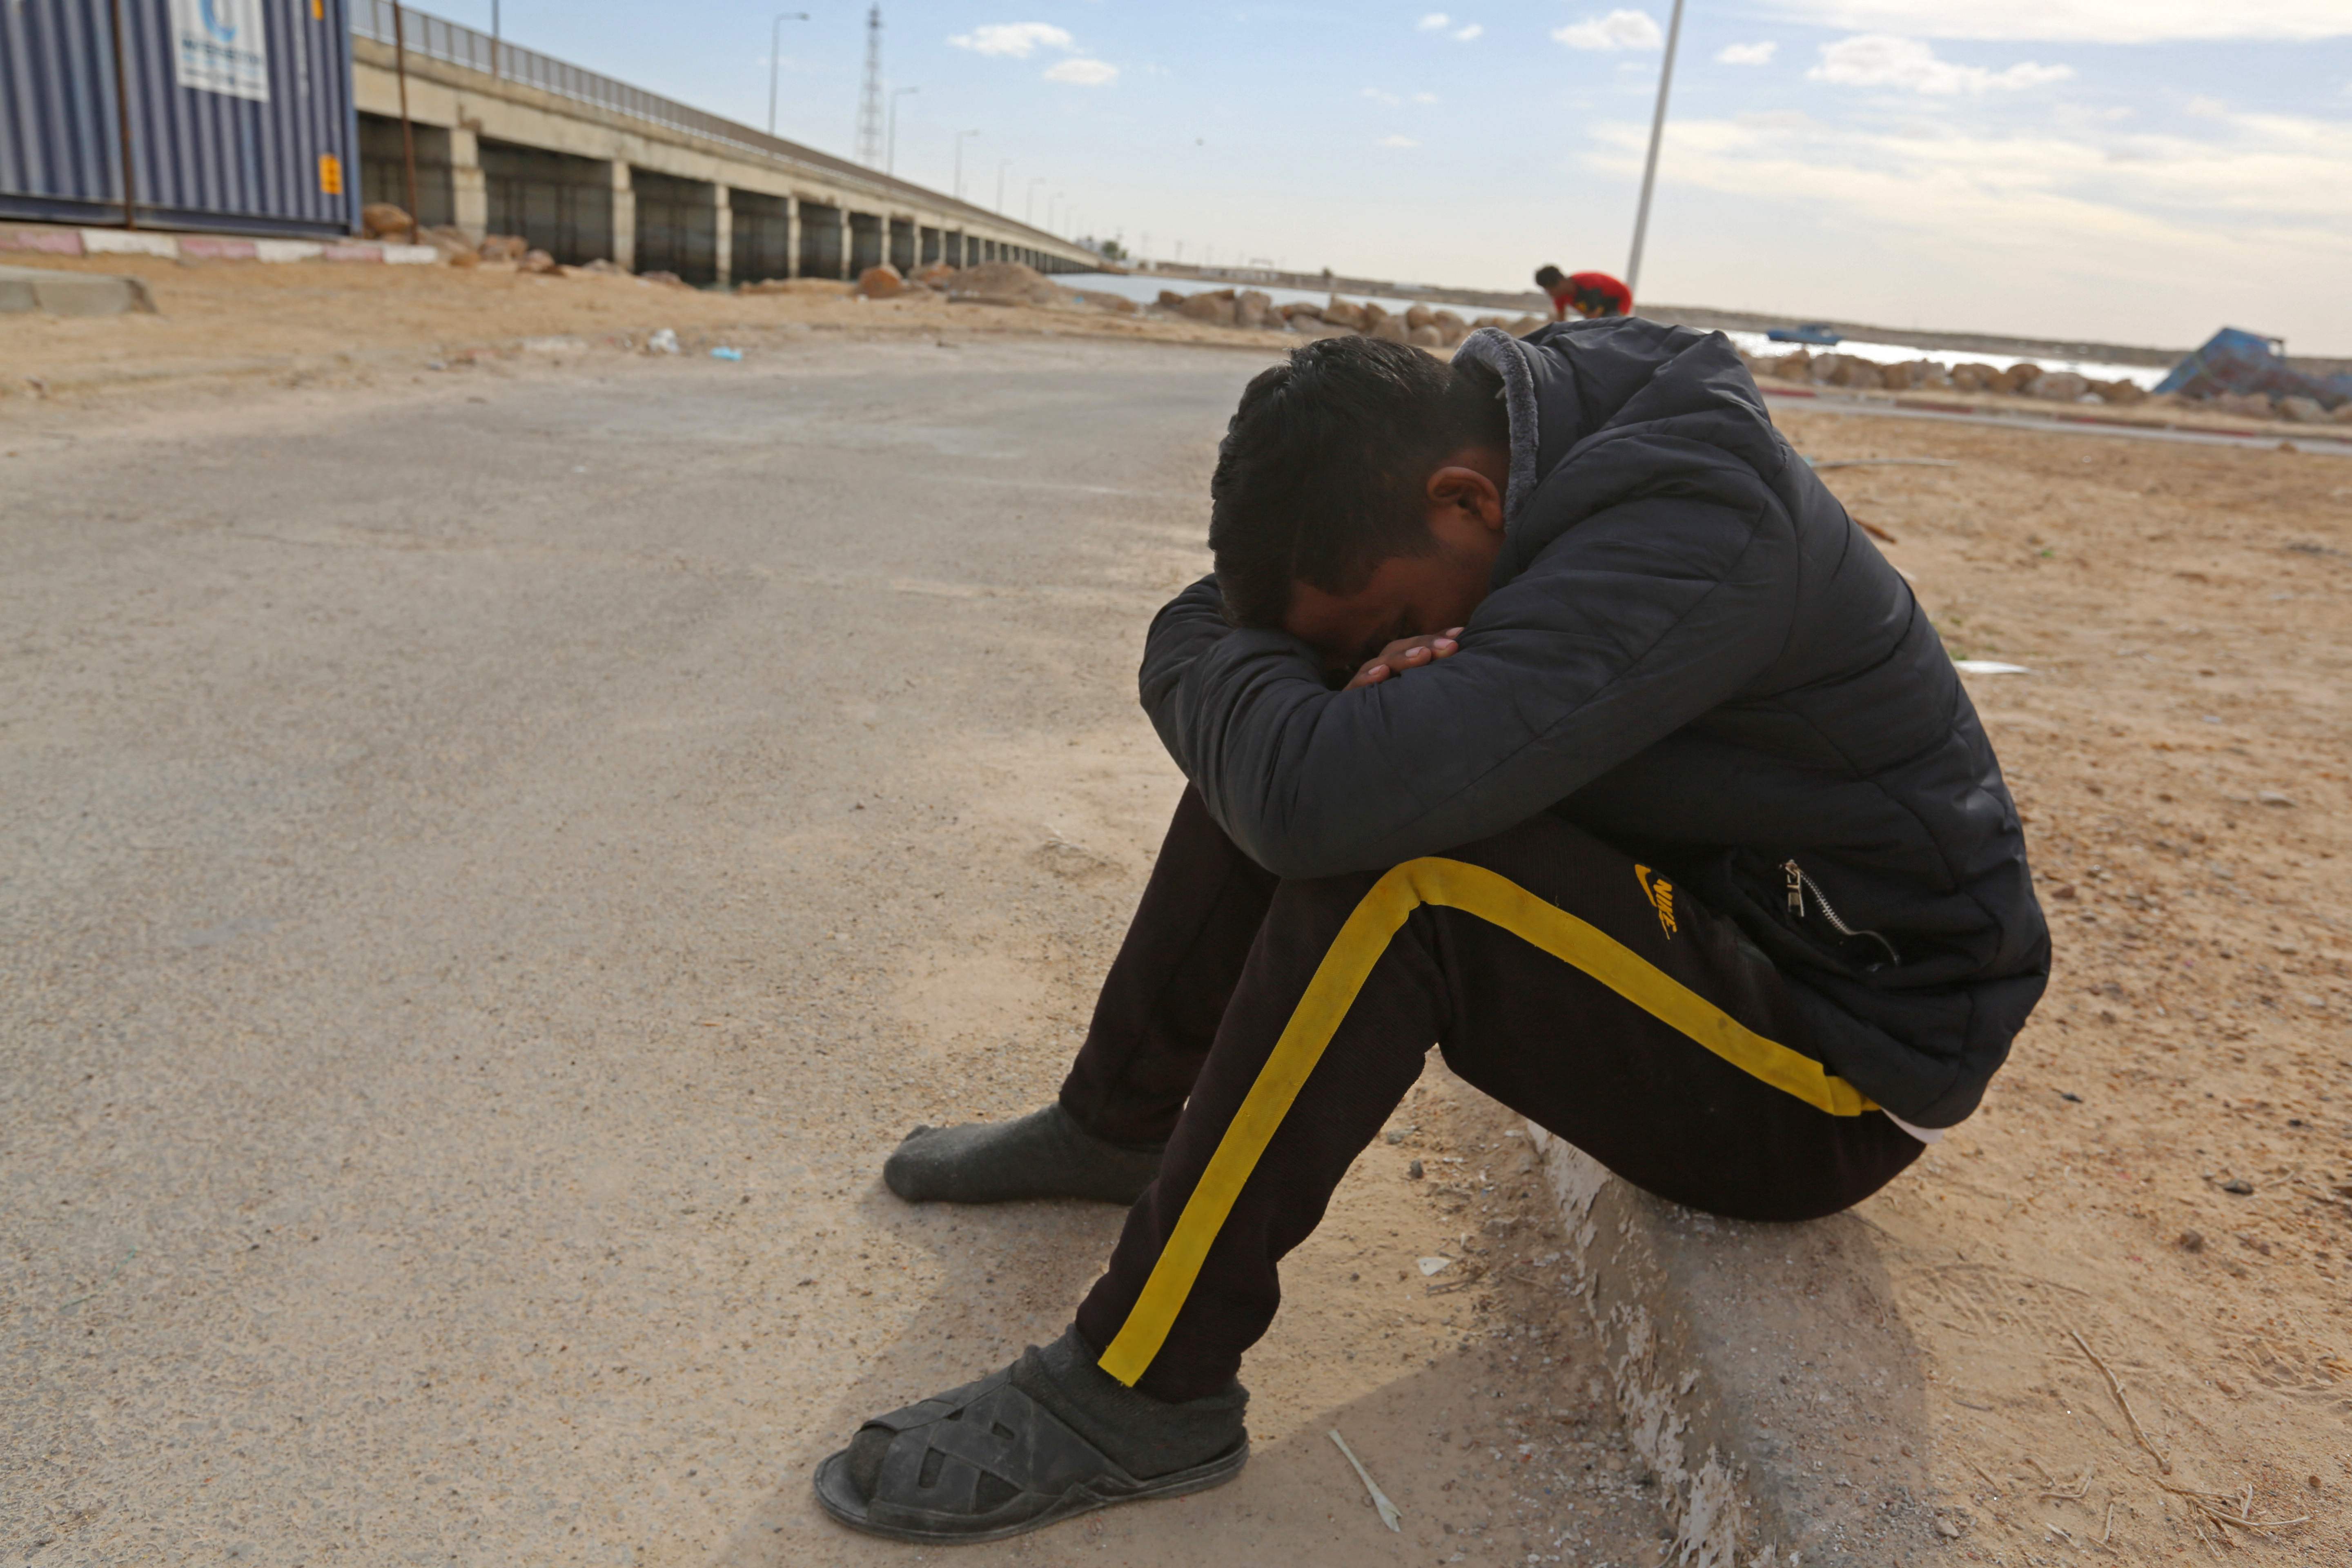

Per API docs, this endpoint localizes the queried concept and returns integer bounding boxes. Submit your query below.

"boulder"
[1407,324,1444,348]
[1321,298,1369,330]
[912,262,956,287]
[1235,290,1274,330]
[1403,304,1437,330]
[1071,288,1139,314]
[361,201,414,239]
[1157,289,1187,309]
[2095,380,2147,405]
[2278,395,2329,423]
[1506,314,1546,335]
[1178,289,1238,326]
[2033,371,2090,402]
[2332,403,2352,425]
[1993,362,2043,396]
[519,249,559,275]
[855,264,904,298]
[948,262,1062,306]
[1432,308,1468,339]
[2215,391,2275,418]
[1370,314,1414,344]
[640,269,688,287]
[570,257,627,276]
[1471,315,1510,330]
[1361,302,1390,329]
[477,234,529,263]
[1948,362,1998,393]
[1279,301,1324,321]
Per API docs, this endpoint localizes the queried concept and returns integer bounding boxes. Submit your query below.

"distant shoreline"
[1129,260,2190,369]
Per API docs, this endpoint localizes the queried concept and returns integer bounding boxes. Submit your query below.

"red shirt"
[1547,271,1633,320]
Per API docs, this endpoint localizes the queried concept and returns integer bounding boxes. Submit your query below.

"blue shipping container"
[1,0,359,236]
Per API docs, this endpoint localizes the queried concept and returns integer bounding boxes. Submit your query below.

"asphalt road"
[1,338,1661,1567]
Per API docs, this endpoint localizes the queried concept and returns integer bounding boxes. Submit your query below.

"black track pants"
[1060,788,1921,1402]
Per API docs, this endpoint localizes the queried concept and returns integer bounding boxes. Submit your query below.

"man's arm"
[1140,492,1800,880]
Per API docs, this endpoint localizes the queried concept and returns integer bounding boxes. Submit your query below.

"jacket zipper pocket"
[1782,859,1900,966]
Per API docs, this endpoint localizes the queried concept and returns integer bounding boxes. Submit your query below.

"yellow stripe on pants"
[1096,856,1875,1387]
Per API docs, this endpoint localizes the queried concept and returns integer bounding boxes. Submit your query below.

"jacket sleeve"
[1139,490,1801,879]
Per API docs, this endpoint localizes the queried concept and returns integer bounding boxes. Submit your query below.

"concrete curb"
[1530,1125,1954,1568]
[0,263,155,316]
[0,224,438,266]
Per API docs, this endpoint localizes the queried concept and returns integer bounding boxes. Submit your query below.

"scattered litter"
[2177,1229,2205,1251]
[2059,1090,2083,1103]
[1855,517,1899,543]
[1326,1428,1402,1532]
[1406,1159,1424,1180]
[710,346,744,361]
[1953,660,2031,675]
[2256,791,2295,807]
[647,327,680,354]
[1417,1256,1452,1276]
[2221,1178,2254,1195]
[1807,457,1961,470]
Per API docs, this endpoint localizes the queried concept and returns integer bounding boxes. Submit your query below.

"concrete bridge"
[349,0,1091,286]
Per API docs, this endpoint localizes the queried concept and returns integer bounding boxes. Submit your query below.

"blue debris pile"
[2155,327,2352,423]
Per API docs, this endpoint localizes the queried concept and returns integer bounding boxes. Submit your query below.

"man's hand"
[1345,629,1465,690]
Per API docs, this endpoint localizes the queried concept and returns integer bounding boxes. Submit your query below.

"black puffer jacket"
[1139,318,2047,1127]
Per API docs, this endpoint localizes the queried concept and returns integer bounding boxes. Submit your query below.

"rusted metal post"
[393,2,421,242]
[107,0,137,227]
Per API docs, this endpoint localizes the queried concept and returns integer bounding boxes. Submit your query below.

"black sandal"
[814,1363,1248,1543]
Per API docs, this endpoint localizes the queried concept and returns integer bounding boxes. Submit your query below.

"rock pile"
[1751,349,2150,406]
[1148,287,1548,346]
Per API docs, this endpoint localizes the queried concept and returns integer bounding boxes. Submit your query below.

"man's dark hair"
[1534,264,1566,290]
[1208,335,1506,628]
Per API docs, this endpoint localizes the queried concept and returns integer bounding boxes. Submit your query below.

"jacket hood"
[1453,319,1794,585]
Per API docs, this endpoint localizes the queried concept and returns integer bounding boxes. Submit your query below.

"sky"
[430,1,2350,351]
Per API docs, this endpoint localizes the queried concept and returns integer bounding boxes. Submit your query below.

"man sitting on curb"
[813,326,2049,1544]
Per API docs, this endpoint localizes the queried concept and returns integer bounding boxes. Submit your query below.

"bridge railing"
[349,1,1068,243]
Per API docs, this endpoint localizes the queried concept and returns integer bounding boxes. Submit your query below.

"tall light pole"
[1025,176,1045,224]
[886,85,918,176]
[996,158,1011,212]
[768,12,810,137]
[1048,190,1065,232]
[1625,0,1686,300]
[953,129,980,200]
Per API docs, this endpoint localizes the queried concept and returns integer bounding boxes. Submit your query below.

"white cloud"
[1553,10,1663,50]
[1454,22,1484,40]
[1717,41,1777,65]
[948,22,1073,57]
[1379,135,1421,148]
[1809,35,2073,95]
[1753,0,2347,44]
[1043,57,1118,85]
[1413,91,1441,103]
[1417,12,1450,28]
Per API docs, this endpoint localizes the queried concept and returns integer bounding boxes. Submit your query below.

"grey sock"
[882,1102,1164,1205]
[1013,1327,1247,1479]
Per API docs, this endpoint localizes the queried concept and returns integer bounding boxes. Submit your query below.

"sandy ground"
[0,341,1666,1568]
[2,253,2339,453]
[0,252,1282,406]
[1775,408,2352,1564]
[4,277,2348,1567]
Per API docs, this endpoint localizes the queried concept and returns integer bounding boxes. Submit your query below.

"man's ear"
[1427,464,1506,533]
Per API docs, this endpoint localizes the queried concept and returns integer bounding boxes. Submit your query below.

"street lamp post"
[1025,177,1045,225]
[886,85,918,176]
[996,158,1011,212]
[767,12,810,137]
[1625,0,1686,298]
[953,129,980,201]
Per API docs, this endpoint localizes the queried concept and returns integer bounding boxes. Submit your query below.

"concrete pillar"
[784,195,801,279]
[610,160,636,272]
[448,126,487,241]
[712,187,733,287]
[838,209,851,279]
